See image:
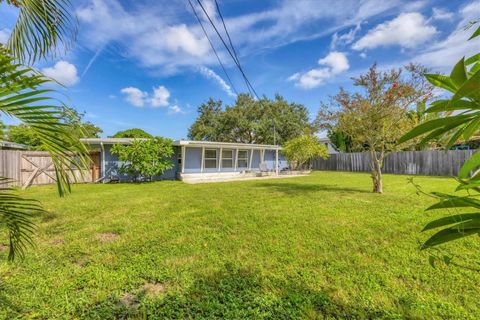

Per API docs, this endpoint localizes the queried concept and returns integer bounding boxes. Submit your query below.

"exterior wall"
[182,146,288,173]
[102,145,180,182]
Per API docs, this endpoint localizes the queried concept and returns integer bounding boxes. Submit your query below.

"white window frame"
[237,149,248,168]
[204,149,217,169]
[221,149,234,168]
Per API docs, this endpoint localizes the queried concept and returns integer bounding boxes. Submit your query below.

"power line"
[214,0,240,66]
[187,0,238,96]
[195,0,258,99]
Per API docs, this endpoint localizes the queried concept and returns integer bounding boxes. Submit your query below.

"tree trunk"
[370,150,384,193]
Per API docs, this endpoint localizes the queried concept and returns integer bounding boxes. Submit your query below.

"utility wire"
[214,0,240,66]
[196,0,258,99]
[187,0,238,96]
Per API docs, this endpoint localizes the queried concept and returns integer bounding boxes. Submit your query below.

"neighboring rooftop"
[0,140,29,150]
[80,138,282,149]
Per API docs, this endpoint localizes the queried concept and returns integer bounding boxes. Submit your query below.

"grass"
[1,171,480,319]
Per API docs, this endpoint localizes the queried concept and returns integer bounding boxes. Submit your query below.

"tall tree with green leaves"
[317,64,432,193]
[399,22,480,250]
[188,94,311,145]
[0,0,86,260]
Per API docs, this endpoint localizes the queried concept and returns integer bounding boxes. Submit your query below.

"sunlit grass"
[0,171,479,319]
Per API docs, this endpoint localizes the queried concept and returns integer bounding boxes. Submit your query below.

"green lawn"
[1,171,479,319]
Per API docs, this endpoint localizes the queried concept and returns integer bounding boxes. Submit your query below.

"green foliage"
[400,23,480,249]
[110,138,174,181]
[6,109,102,149]
[111,128,153,139]
[0,47,88,259]
[3,0,77,64]
[327,129,356,153]
[188,94,311,145]
[318,63,432,193]
[2,172,480,318]
[283,135,329,170]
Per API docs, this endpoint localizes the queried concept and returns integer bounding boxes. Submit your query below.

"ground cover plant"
[1,172,480,319]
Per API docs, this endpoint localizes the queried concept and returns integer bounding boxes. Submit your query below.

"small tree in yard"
[111,138,174,182]
[283,136,329,170]
[317,64,432,193]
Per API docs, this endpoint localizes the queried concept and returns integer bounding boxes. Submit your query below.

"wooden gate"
[0,150,93,188]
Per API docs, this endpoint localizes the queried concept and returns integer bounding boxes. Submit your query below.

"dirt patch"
[96,232,119,243]
[141,282,167,298]
[74,255,89,267]
[118,292,139,309]
[0,244,8,252]
[50,239,64,246]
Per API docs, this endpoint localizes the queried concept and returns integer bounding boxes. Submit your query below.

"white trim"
[275,149,279,176]
[234,148,239,171]
[200,147,205,173]
[248,149,253,170]
[218,147,223,172]
[181,146,185,174]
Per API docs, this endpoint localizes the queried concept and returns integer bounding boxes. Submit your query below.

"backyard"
[1,171,479,319]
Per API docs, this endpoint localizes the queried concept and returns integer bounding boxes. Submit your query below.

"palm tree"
[1,0,87,260]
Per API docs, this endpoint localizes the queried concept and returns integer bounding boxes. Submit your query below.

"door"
[91,152,101,182]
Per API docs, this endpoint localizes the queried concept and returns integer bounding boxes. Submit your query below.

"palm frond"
[0,46,90,197]
[0,178,41,260]
[5,0,77,65]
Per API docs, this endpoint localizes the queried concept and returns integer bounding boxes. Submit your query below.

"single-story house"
[81,138,290,183]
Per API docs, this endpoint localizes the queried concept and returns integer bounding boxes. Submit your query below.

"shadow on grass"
[84,264,397,319]
[255,182,371,195]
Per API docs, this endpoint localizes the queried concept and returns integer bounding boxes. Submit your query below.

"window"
[221,149,233,168]
[237,150,248,168]
[178,150,182,165]
[204,149,217,169]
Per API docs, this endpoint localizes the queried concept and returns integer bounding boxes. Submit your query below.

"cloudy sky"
[0,0,478,138]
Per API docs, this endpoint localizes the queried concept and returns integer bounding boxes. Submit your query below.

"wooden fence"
[312,150,477,176]
[0,150,93,188]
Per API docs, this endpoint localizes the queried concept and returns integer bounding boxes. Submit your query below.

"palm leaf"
[5,0,77,65]
[0,178,41,260]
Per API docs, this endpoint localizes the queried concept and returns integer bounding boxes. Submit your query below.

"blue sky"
[0,0,479,138]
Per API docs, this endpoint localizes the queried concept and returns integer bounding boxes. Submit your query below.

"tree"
[110,138,174,182]
[6,109,102,149]
[188,94,311,145]
[111,128,153,139]
[188,98,223,141]
[283,135,329,170]
[399,22,480,250]
[0,48,88,260]
[326,129,356,153]
[0,0,85,260]
[3,0,77,64]
[318,64,432,193]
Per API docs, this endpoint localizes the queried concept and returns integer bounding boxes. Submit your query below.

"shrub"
[283,136,329,170]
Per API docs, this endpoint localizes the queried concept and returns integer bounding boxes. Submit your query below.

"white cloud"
[353,12,437,50]
[412,2,480,71]
[198,66,236,97]
[168,105,184,114]
[150,85,170,107]
[120,87,148,107]
[359,52,367,59]
[0,28,10,44]
[120,85,184,114]
[41,61,79,87]
[432,8,454,21]
[331,23,361,49]
[288,51,349,89]
[75,0,423,74]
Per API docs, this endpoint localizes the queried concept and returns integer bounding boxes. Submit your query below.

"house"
[318,137,338,154]
[81,138,289,183]
[0,140,29,150]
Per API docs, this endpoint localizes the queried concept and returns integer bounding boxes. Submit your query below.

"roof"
[0,140,29,150]
[80,138,282,150]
